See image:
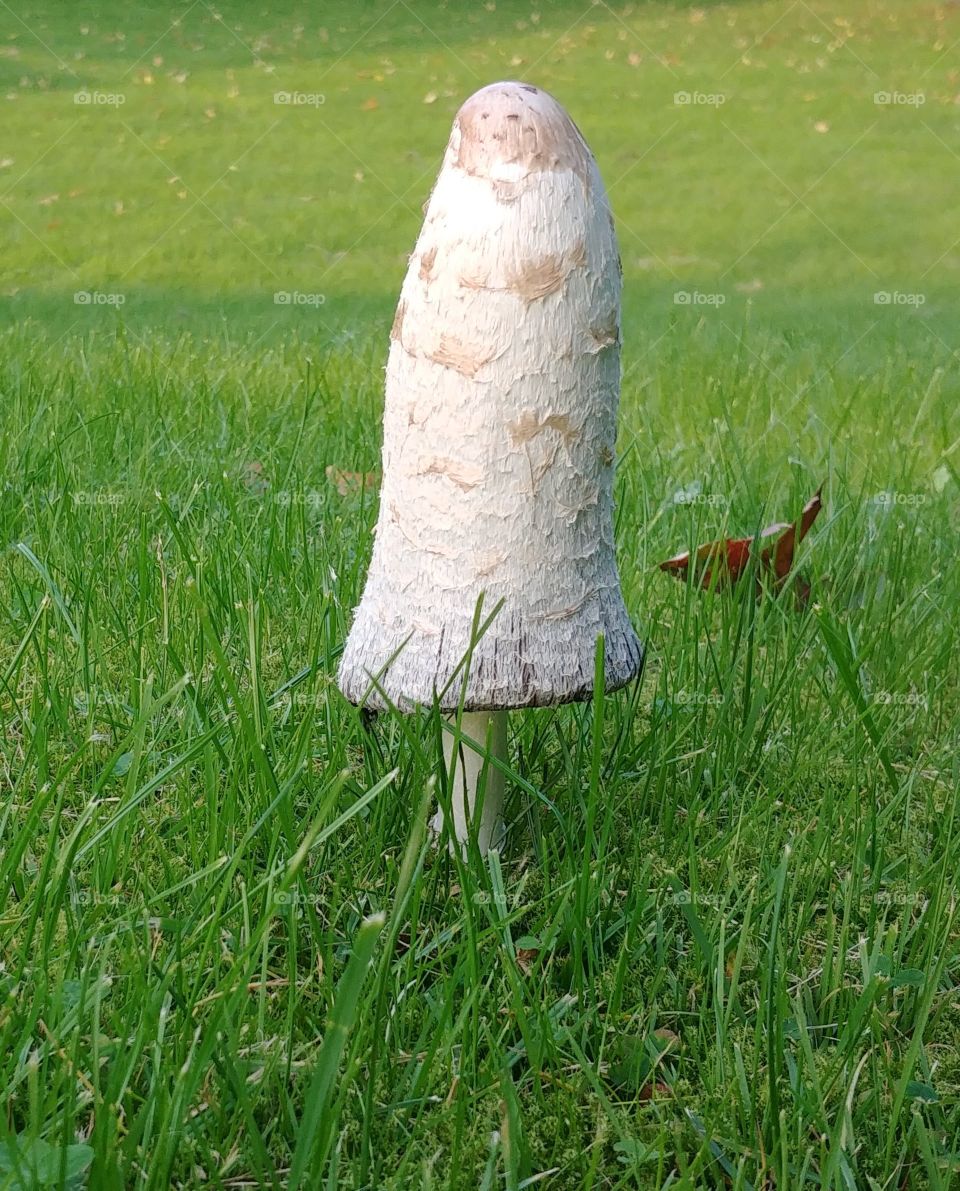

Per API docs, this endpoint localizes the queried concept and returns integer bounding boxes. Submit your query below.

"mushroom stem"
[434,710,508,855]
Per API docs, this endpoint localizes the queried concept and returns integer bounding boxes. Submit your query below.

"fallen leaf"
[361,96,379,111]
[243,460,270,494]
[515,947,538,975]
[423,90,438,104]
[768,486,823,581]
[814,120,830,132]
[606,1030,675,1099]
[653,1028,679,1052]
[659,485,823,598]
[325,466,378,496]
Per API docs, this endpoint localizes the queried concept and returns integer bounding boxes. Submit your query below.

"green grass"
[1,1,959,1187]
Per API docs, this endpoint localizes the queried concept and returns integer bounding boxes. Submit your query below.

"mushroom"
[338,81,643,854]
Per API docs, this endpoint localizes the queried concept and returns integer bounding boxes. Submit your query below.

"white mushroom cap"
[339,81,642,711]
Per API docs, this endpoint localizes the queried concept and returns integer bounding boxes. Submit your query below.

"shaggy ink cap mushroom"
[338,81,643,712]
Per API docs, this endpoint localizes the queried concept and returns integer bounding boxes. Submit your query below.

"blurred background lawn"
[1,0,957,355]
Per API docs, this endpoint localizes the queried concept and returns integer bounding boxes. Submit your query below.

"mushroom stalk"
[433,710,507,854]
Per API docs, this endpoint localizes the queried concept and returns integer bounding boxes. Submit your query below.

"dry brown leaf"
[325,466,379,496]
[243,460,270,494]
[659,485,823,601]
[653,1028,680,1052]
[515,947,538,975]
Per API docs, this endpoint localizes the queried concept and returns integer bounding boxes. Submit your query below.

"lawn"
[1,0,959,1187]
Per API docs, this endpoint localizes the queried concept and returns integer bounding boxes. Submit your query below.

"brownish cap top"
[446,81,593,182]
